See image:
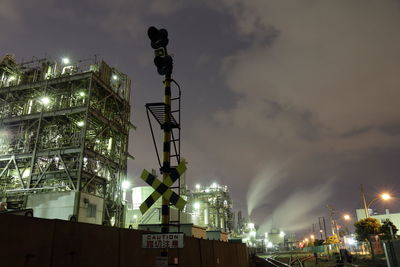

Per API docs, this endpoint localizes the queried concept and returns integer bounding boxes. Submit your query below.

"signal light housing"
[148,26,173,76]
[154,55,173,76]
[148,26,169,49]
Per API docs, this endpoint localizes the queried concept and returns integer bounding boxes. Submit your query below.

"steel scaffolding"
[0,54,132,226]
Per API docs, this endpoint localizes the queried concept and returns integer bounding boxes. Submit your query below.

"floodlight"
[40,96,50,105]
[62,57,70,65]
[193,202,200,210]
[122,180,131,190]
[76,121,85,127]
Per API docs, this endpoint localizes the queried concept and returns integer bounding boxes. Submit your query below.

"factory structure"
[0,54,133,226]
[0,53,235,239]
[125,182,234,238]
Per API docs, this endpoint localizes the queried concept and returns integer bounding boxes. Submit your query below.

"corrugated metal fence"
[0,214,249,267]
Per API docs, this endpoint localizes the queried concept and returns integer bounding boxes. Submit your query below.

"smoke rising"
[258,181,333,233]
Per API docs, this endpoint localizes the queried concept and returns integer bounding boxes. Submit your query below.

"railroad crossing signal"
[139,161,187,214]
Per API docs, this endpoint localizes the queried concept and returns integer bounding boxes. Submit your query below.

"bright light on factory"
[279,231,285,237]
[78,91,85,97]
[112,74,119,81]
[193,202,200,210]
[40,96,51,105]
[76,121,85,127]
[62,57,70,65]
[211,182,218,188]
[345,237,356,245]
[121,180,131,190]
[195,184,201,190]
[248,222,255,229]
[249,230,256,237]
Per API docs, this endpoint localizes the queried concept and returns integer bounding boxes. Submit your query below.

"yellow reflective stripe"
[163,189,173,200]
[175,198,186,210]
[176,162,187,175]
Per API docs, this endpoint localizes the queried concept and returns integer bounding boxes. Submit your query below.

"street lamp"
[343,214,351,221]
[362,187,392,218]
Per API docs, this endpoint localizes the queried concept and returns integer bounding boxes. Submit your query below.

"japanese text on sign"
[142,233,184,249]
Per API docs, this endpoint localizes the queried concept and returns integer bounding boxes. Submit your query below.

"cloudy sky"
[2,0,400,234]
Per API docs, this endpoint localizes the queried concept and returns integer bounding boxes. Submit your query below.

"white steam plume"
[246,160,290,217]
[258,181,333,233]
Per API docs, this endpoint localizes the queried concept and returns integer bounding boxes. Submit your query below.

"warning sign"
[142,233,184,249]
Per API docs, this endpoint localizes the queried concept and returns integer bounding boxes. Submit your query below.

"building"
[0,54,132,226]
[127,182,234,240]
[188,183,233,233]
[356,208,400,229]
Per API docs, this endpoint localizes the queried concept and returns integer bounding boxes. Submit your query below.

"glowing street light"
[365,192,392,217]
[343,214,351,221]
[361,184,393,218]
[310,234,315,239]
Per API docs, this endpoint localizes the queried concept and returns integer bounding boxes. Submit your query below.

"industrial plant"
[124,182,234,240]
[0,54,133,227]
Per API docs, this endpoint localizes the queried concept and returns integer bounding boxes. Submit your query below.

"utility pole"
[361,184,369,218]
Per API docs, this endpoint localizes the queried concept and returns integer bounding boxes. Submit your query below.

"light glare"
[381,193,391,200]
[121,180,130,190]
[40,97,50,105]
[62,57,70,64]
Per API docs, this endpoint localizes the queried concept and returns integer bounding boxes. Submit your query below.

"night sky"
[2,0,400,235]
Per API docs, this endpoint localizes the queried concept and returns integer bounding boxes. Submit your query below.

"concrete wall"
[0,214,249,267]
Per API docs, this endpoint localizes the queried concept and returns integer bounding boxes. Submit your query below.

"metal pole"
[323,217,328,240]
[318,218,323,239]
[361,184,369,218]
[161,74,172,234]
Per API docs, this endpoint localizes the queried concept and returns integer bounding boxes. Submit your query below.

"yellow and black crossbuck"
[139,161,187,214]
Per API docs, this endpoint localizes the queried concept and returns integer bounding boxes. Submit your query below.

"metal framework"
[145,78,183,231]
[189,184,234,233]
[0,54,132,226]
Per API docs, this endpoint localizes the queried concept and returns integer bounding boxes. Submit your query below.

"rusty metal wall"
[0,214,249,267]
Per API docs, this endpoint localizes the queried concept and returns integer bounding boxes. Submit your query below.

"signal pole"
[147,26,174,262]
[161,74,172,234]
